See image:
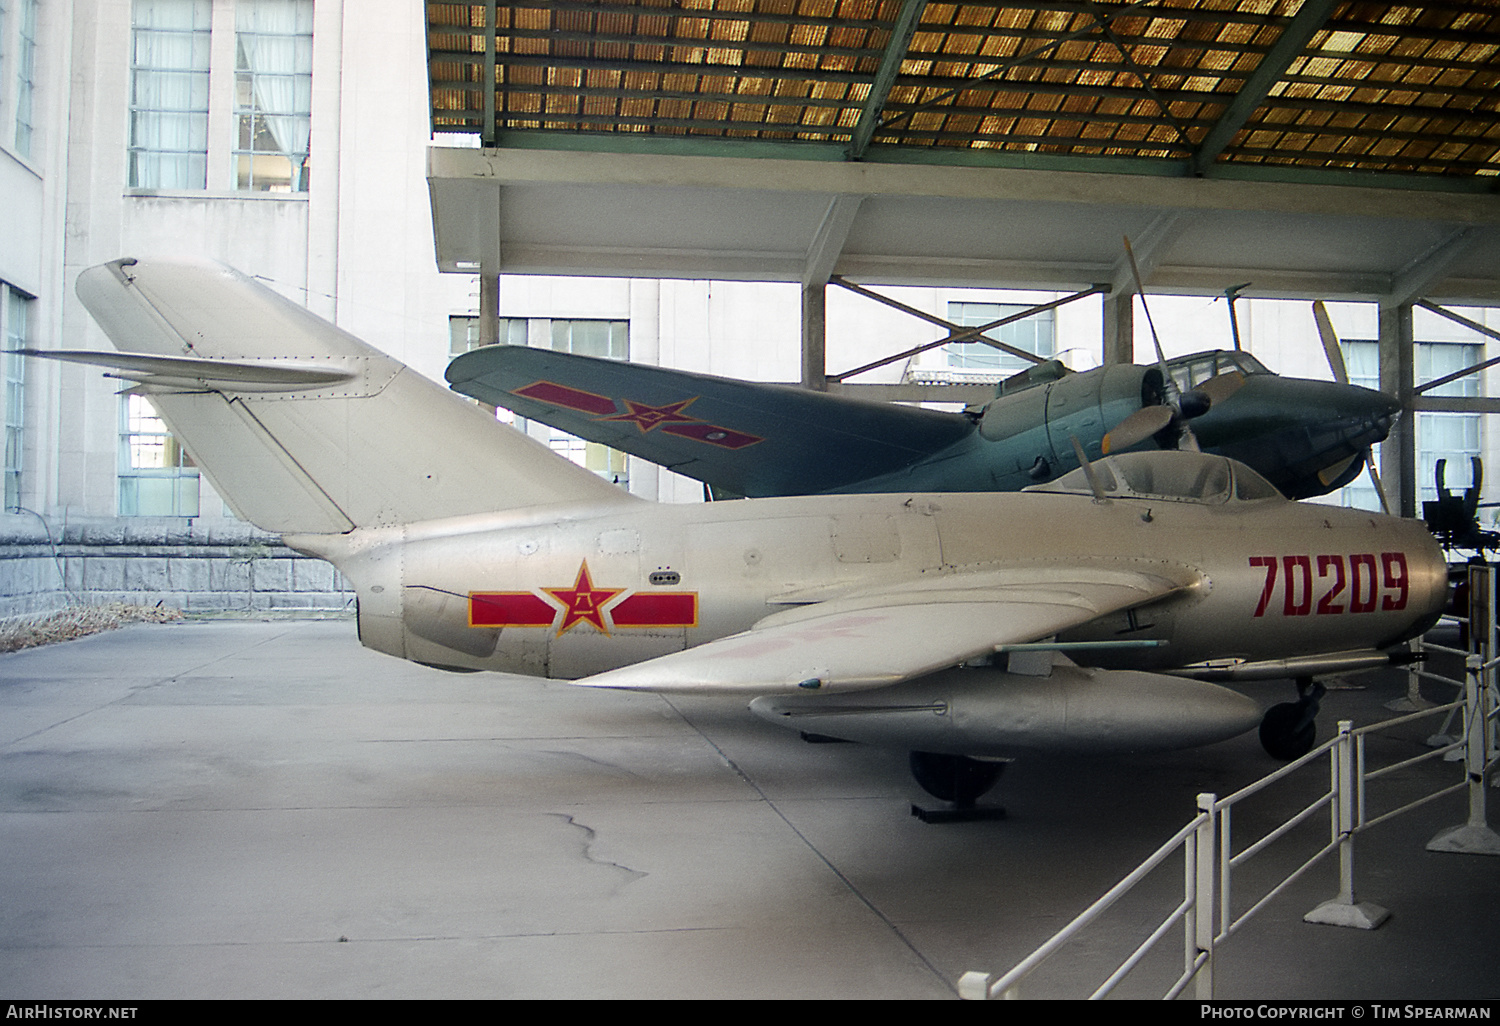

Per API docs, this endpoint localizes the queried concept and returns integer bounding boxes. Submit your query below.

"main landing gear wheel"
[909,751,1007,823]
[1258,678,1325,761]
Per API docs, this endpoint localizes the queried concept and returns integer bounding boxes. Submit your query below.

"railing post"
[1388,632,1433,712]
[1193,792,1216,999]
[1427,644,1500,855]
[1305,721,1390,928]
[957,971,992,1001]
[1487,565,1498,777]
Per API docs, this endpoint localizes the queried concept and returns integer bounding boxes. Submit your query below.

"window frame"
[232,0,313,193]
[11,0,35,157]
[127,0,315,195]
[1,284,27,512]
[128,0,214,190]
[118,393,201,517]
[944,301,1057,374]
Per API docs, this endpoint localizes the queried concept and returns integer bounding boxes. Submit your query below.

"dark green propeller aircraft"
[445,344,1399,502]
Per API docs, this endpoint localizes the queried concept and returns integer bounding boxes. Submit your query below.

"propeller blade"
[1224,282,1251,351]
[1316,454,1361,488]
[1123,236,1168,372]
[1102,404,1175,454]
[1192,370,1245,407]
[1122,235,1203,453]
[1069,434,1110,501]
[1312,301,1349,385]
[1365,451,1391,515]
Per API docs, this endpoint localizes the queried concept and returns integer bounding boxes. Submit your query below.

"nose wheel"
[909,751,1008,823]
[1258,677,1324,761]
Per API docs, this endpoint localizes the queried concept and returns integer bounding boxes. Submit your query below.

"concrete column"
[478,271,499,347]
[475,270,499,416]
[629,279,662,500]
[1379,302,1416,518]
[801,281,827,391]
[1102,291,1134,365]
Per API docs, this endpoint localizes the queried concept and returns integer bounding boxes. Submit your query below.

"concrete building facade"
[0,0,476,615]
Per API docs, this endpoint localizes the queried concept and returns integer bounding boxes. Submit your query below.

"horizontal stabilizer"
[16,349,360,393]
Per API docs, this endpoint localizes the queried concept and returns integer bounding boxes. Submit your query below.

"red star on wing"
[543,561,624,636]
[600,397,700,433]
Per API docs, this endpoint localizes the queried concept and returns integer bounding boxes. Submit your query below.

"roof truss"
[428,0,1500,186]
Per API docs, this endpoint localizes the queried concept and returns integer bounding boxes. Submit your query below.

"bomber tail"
[71,258,632,534]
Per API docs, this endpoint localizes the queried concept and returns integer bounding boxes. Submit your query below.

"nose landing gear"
[909,751,1009,823]
[1258,677,1325,761]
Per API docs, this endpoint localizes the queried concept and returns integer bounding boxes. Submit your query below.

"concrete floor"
[0,617,1495,1000]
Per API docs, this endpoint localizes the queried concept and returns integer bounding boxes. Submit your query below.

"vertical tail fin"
[75,258,633,533]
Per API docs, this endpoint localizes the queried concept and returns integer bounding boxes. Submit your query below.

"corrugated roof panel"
[428,1,1500,179]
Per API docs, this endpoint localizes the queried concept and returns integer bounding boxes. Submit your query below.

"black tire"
[909,751,1005,807]
[1259,702,1316,761]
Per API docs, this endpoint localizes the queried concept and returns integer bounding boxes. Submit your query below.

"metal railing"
[960,566,1500,1001]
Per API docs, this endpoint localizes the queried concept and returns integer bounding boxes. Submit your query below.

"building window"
[551,319,628,361]
[119,394,200,516]
[446,315,632,487]
[0,4,7,125]
[548,320,629,483]
[234,0,313,192]
[448,315,526,358]
[1337,339,1484,510]
[129,0,212,189]
[12,0,36,157]
[1417,342,1483,506]
[129,0,314,192]
[2,287,27,511]
[946,302,1056,372]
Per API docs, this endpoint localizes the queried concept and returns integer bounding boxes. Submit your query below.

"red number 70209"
[1249,553,1409,617]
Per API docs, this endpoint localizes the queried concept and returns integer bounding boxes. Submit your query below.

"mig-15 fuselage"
[42,258,1447,809]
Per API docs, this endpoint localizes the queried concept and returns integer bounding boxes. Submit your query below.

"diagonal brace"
[828,282,1109,382]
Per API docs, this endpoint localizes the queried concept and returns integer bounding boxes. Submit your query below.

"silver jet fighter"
[56,259,1449,809]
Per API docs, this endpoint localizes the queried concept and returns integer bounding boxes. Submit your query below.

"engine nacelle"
[975,364,1164,480]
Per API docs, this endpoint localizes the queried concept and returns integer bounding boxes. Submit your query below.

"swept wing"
[446,346,972,496]
[577,566,1189,693]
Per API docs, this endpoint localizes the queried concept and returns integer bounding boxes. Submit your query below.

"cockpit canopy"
[1026,450,1285,505]
[1165,350,1271,395]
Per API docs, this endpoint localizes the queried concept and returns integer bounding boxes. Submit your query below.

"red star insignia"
[543,561,624,636]
[601,398,700,433]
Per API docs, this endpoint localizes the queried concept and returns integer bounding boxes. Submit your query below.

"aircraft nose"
[1308,381,1398,438]
[1242,376,1401,446]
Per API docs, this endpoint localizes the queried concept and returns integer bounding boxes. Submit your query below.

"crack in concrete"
[549,813,648,887]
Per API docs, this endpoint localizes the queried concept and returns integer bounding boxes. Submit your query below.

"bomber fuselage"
[842,361,1398,500]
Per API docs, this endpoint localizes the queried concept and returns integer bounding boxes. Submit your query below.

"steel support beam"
[1389,228,1481,307]
[846,0,928,161]
[799,196,863,392]
[1412,300,1500,397]
[828,285,1107,383]
[1417,300,1500,346]
[1111,213,1185,297]
[1189,0,1337,176]
[804,196,863,286]
[483,1,497,145]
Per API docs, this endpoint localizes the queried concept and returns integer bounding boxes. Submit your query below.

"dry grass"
[0,603,184,654]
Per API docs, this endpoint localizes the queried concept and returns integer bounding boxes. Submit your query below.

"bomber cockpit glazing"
[1165,350,1271,394]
